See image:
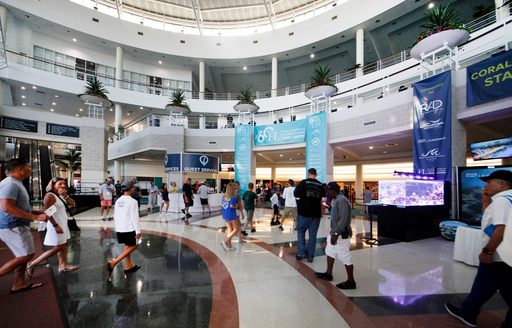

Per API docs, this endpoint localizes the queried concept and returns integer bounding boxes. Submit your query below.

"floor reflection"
[48,229,212,327]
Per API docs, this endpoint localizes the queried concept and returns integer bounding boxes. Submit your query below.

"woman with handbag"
[26,178,79,278]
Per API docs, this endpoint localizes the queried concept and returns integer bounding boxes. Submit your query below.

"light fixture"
[310,53,315,58]
[50,108,54,111]
[279,154,283,157]
[333,101,337,105]
[110,108,113,111]
[21,86,26,90]
[21,95,26,99]
[140,106,143,109]
[32,86,37,89]
[127,113,130,116]
[72,38,77,42]
[158,60,162,64]
[75,114,79,117]
[428,2,434,9]
[243,66,247,70]
[79,108,83,111]
[52,102,56,106]
[289,158,292,161]
[369,146,374,149]
[54,95,59,98]
[22,103,26,106]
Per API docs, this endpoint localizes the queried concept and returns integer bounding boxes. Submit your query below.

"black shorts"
[200,198,209,205]
[117,231,136,246]
[184,196,194,207]
[273,204,280,215]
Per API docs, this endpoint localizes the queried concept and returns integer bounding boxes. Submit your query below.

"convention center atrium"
[0,0,511,327]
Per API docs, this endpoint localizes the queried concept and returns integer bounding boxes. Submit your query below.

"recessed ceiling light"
[79,108,83,111]
[75,114,79,117]
[428,2,434,9]
[21,86,26,90]
[369,146,374,149]
[279,154,283,157]
[382,151,388,154]
[243,66,247,70]
[54,95,59,98]
[110,108,113,111]
[140,106,143,110]
[333,101,337,104]
[310,53,315,58]
[32,86,37,89]
[72,38,77,42]
[289,158,292,160]
[50,108,54,111]
[52,102,56,106]
[127,113,130,116]
[158,60,162,64]
[22,103,26,106]
[21,95,26,99]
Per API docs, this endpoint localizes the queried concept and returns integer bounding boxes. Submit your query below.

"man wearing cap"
[294,168,324,262]
[445,170,512,328]
[315,182,356,289]
[107,180,141,279]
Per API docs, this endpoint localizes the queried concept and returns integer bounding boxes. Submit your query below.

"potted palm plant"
[165,89,191,115]
[411,4,470,59]
[78,76,113,107]
[305,64,338,99]
[234,86,259,114]
[53,149,81,187]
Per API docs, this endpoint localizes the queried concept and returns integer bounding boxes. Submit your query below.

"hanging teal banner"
[235,124,254,194]
[254,119,307,146]
[305,112,327,183]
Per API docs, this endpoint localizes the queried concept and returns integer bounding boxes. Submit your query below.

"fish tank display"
[378,180,444,206]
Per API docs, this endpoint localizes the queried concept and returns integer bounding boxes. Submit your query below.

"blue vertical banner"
[235,124,254,194]
[305,111,327,183]
[413,71,452,181]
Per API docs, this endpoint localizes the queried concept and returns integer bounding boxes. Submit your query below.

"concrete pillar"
[356,29,364,77]
[216,174,221,193]
[199,61,205,100]
[496,0,511,21]
[325,144,334,183]
[114,160,122,182]
[271,167,276,183]
[115,46,123,88]
[199,115,205,129]
[271,57,278,97]
[0,6,7,38]
[80,120,108,189]
[0,81,3,105]
[355,164,363,205]
[114,103,123,133]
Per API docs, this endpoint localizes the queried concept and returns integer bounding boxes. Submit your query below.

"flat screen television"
[378,180,444,207]
[457,165,512,225]
[470,136,512,160]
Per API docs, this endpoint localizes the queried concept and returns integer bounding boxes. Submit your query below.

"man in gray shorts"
[0,158,48,293]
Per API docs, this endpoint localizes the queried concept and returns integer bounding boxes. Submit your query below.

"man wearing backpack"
[445,170,512,328]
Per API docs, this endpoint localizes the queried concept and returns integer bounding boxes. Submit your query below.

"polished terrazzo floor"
[1,206,508,327]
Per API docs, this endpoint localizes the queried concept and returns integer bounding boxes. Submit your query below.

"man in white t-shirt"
[147,181,159,213]
[106,180,141,280]
[445,170,512,328]
[281,179,297,231]
[99,179,115,221]
[197,182,211,214]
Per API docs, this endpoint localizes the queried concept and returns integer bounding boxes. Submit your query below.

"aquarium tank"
[378,180,444,206]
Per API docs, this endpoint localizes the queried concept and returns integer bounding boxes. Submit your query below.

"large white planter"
[305,85,338,99]
[79,94,112,107]
[165,104,191,116]
[233,102,259,114]
[410,29,469,60]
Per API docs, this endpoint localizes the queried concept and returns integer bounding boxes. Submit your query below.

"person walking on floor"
[197,182,211,215]
[182,178,193,219]
[107,181,141,279]
[234,182,247,240]
[445,170,512,328]
[159,183,170,214]
[315,182,356,289]
[220,183,239,251]
[99,179,115,221]
[26,179,79,276]
[294,168,324,263]
[281,179,297,231]
[0,158,48,293]
[270,190,281,227]
[242,183,258,233]
[147,181,158,213]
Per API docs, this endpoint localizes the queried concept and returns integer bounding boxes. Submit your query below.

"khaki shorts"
[0,225,35,257]
[101,199,112,207]
[282,207,297,219]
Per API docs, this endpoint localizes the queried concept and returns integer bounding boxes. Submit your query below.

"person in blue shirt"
[221,182,239,251]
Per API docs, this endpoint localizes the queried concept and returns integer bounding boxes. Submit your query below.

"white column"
[0,6,7,37]
[325,145,334,183]
[115,46,123,88]
[271,167,276,182]
[0,81,3,105]
[114,160,122,182]
[356,29,364,77]
[271,57,278,97]
[114,104,123,133]
[199,61,205,100]
[199,115,205,129]
[355,164,363,205]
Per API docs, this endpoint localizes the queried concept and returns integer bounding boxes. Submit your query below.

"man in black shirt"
[294,168,324,262]
[182,178,193,219]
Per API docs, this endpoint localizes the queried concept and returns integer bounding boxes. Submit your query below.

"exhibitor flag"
[235,124,254,194]
[467,49,512,107]
[413,71,452,181]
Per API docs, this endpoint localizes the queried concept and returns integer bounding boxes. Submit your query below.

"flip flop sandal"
[25,266,35,279]
[123,265,140,274]
[59,266,79,273]
[10,282,44,294]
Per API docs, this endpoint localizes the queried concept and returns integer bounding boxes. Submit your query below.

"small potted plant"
[234,86,259,114]
[410,3,470,59]
[78,76,112,107]
[305,64,338,99]
[165,89,191,115]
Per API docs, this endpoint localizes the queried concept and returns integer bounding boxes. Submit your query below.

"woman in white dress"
[26,178,79,277]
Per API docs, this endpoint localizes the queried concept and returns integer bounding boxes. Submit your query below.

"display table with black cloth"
[453,226,481,266]
[373,205,449,242]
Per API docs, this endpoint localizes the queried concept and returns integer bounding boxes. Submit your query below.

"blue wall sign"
[467,49,512,107]
[254,119,307,146]
[235,124,254,194]
[165,153,218,173]
[413,71,452,181]
[305,112,327,183]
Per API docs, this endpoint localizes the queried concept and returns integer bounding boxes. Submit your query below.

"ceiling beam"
[191,0,203,35]
[262,0,275,30]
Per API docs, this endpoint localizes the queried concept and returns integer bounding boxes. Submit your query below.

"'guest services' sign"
[165,153,219,173]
